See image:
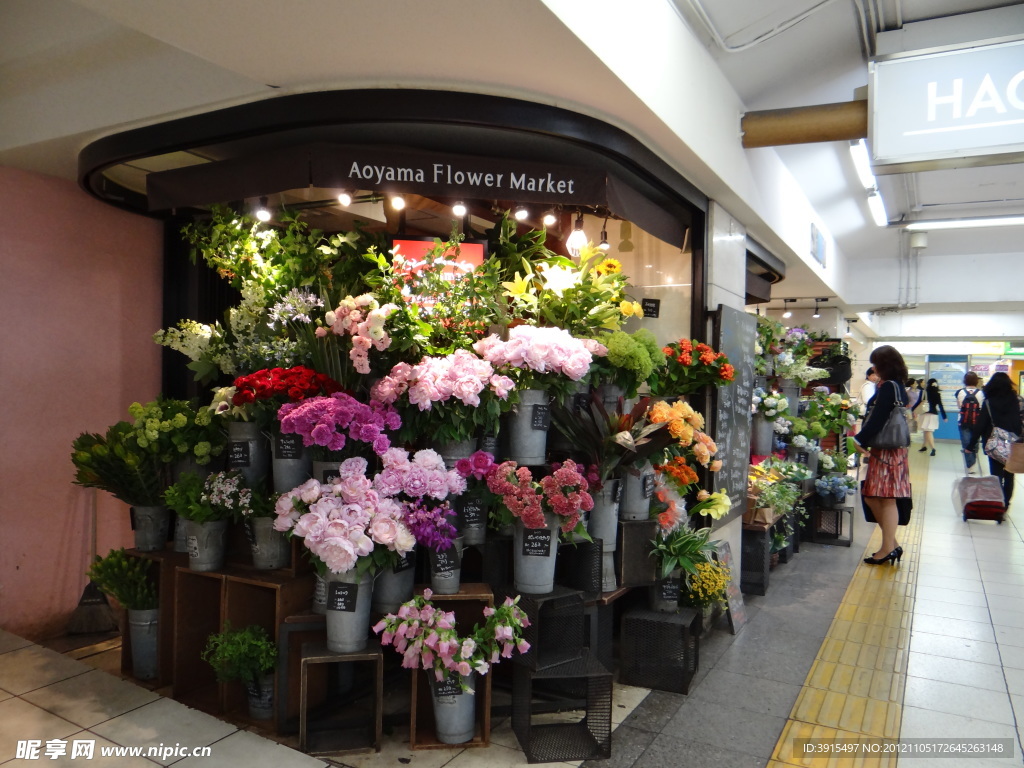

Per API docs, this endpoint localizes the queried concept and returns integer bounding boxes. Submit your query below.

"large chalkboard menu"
[711,305,757,529]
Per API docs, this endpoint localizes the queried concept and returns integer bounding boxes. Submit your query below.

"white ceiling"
[1,0,1022,334]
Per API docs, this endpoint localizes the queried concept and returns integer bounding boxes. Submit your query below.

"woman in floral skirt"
[852,345,911,565]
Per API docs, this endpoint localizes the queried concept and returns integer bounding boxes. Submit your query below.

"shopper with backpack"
[956,372,985,474]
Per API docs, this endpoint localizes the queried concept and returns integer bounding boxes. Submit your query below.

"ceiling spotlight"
[255,197,271,222]
[390,195,406,211]
[337,191,352,207]
[598,218,610,251]
[514,205,529,221]
[542,210,557,228]
[812,299,822,318]
[782,298,795,319]
[565,212,588,258]
[452,201,467,217]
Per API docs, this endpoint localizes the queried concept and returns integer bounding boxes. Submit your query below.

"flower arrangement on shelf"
[231,366,342,428]
[785,417,827,445]
[647,339,734,397]
[403,499,459,554]
[370,350,515,444]
[648,487,720,580]
[314,294,401,377]
[752,477,803,520]
[771,352,829,387]
[688,489,733,521]
[277,391,401,460]
[817,449,852,473]
[374,588,531,687]
[473,325,600,400]
[681,560,731,612]
[587,328,666,399]
[126,397,226,466]
[164,470,271,524]
[87,549,157,611]
[757,457,814,485]
[272,457,416,576]
[486,459,594,540]
[202,623,277,686]
[72,422,167,506]
[815,474,856,498]
[751,388,790,420]
[802,387,863,442]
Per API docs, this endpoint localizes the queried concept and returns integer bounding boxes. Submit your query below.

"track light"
[390,195,406,211]
[565,212,588,258]
[598,219,610,251]
[337,191,352,206]
[782,298,795,319]
[452,201,467,217]
[542,210,557,228]
[255,197,271,222]
[514,205,529,221]
[812,299,821,319]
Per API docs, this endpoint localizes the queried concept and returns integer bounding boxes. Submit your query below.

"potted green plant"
[201,623,278,720]
[87,549,159,680]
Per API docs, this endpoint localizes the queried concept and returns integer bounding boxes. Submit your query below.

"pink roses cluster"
[371,349,515,411]
[374,448,467,500]
[473,326,604,382]
[315,294,399,375]
[273,457,415,574]
[486,458,594,533]
[278,392,400,455]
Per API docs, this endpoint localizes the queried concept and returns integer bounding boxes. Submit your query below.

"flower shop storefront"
[72,89,745,759]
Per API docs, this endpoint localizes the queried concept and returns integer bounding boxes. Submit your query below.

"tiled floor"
[3,441,1022,766]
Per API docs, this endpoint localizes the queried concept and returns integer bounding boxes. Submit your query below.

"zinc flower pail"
[433,439,478,471]
[131,506,169,552]
[513,513,559,594]
[371,551,416,616]
[588,481,620,552]
[428,671,477,744]
[127,608,159,681]
[271,429,312,494]
[649,568,682,613]
[324,569,374,653]
[429,537,464,596]
[226,421,270,491]
[185,519,228,572]
[751,414,775,456]
[619,463,655,521]
[245,516,290,570]
[507,389,549,466]
[245,673,275,720]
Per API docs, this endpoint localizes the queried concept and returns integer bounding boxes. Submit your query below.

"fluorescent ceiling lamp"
[849,139,876,190]
[867,191,888,227]
[904,216,1024,231]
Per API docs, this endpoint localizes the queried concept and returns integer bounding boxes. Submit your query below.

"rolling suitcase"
[953,472,1006,524]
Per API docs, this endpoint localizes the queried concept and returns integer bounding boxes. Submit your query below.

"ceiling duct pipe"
[741,100,868,148]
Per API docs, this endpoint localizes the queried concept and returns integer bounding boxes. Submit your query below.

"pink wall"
[0,167,163,639]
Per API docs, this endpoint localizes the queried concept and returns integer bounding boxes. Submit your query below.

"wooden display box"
[615,520,658,587]
[409,584,493,750]
[299,641,383,756]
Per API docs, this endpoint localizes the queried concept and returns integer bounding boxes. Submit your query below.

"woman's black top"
[924,386,946,418]
[970,393,1024,447]
[854,379,908,448]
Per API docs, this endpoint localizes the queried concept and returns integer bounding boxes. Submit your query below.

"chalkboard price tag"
[461,497,484,526]
[572,392,590,412]
[319,466,340,484]
[430,546,461,576]
[521,528,552,557]
[641,298,661,318]
[274,432,304,460]
[433,676,462,698]
[532,404,550,431]
[393,551,414,574]
[326,581,358,612]
[227,440,251,468]
[659,576,680,602]
[642,473,655,498]
[479,434,498,454]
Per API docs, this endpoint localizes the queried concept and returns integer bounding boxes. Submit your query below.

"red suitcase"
[953,475,1006,523]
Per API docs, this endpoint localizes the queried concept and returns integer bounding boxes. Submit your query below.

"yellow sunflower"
[596,258,622,276]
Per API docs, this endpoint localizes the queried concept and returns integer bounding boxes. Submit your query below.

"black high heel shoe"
[930,449,936,456]
[918,447,928,452]
[864,548,902,565]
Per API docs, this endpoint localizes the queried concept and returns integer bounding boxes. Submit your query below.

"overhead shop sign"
[869,38,1024,173]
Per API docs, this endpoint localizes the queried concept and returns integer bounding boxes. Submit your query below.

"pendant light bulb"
[390,195,406,211]
[514,206,529,221]
[598,218,610,251]
[565,213,588,257]
[542,210,557,228]
[337,191,352,207]
[255,197,271,222]
[452,201,467,217]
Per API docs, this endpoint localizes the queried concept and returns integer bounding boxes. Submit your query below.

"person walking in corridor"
[968,371,1023,507]
[919,378,946,456]
[955,372,984,474]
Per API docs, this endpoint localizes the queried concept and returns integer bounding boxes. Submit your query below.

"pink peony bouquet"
[373,588,531,686]
[486,458,594,538]
[277,392,400,459]
[371,350,515,444]
[315,294,400,375]
[473,326,602,385]
[273,457,415,575]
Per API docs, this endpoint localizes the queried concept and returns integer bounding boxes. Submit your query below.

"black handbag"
[864,381,910,450]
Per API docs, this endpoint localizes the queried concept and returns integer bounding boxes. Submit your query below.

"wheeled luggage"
[953,475,1006,523]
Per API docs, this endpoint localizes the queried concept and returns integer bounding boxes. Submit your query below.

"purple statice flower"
[404,500,458,552]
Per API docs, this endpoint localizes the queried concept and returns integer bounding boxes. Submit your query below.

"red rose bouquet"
[232,366,342,428]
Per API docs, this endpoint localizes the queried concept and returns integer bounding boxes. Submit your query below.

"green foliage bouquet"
[587,328,666,398]
[87,549,157,610]
[202,623,277,684]
[127,397,225,466]
[72,422,166,506]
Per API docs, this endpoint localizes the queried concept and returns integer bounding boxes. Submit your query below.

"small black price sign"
[434,676,462,698]
[659,576,680,602]
[393,551,414,574]
[572,392,590,412]
[227,440,251,468]
[326,581,358,612]
[462,497,484,526]
[479,434,498,454]
[274,432,304,460]
[430,546,461,576]
[641,298,661,318]
[532,404,550,431]
[319,466,340,484]
[642,473,655,499]
[521,528,552,557]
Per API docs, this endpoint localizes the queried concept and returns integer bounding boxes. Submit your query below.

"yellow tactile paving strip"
[770,451,928,768]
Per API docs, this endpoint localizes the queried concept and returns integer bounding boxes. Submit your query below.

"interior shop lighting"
[812,299,821,318]
[337,191,352,207]
[390,195,406,211]
[514,205,529,221]
[782,298,795,319]
[904,215,1024,231]
[542,210,558,227]
[565,212,588,258]
[867,191,889,227]
[598,219,610,251]
[849,139,877,190]
[452,201,467,217]
[255,197,271,222]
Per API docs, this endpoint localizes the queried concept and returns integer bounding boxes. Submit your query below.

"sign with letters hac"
[870,39,1024,172]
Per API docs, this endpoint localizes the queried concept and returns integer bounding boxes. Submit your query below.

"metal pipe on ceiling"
[741,100,867,148]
